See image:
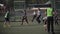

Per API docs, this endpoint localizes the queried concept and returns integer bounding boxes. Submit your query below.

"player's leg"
[25,17,28,24]
[4,18,7,27]
[51,17,55,34]
[7,18,10,27]
[32,14,37,22]
[36,16,41,24]
[4,18,6,24]
[21,17,24,25]
[47,17,50,33]
[54,16,59,25]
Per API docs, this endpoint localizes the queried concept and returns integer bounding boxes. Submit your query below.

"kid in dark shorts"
[4,11,10,27]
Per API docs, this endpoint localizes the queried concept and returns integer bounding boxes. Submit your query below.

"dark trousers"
[4,18,10,25]
[32,14,37,22]
[36,15,41,23]
[47,16,54,32]
[21,16,28,25]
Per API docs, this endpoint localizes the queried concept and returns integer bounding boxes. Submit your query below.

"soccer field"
[0,20,60,34]
[0,15,60,34]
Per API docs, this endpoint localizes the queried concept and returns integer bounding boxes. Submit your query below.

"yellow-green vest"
[47,8,53,17]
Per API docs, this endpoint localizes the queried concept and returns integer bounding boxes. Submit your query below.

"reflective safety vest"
[46,8,53,17]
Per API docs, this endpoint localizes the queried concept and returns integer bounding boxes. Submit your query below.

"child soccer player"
[21,9,28,25]
[43,16,47,31]
[4,11,10,28]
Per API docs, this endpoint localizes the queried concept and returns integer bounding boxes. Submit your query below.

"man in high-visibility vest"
[46,7,55,34]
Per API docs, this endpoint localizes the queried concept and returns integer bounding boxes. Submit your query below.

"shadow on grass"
[55,29,60,34]
[55,32,60,34]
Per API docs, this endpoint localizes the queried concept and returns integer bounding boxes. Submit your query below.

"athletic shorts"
[5,18,9,21]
